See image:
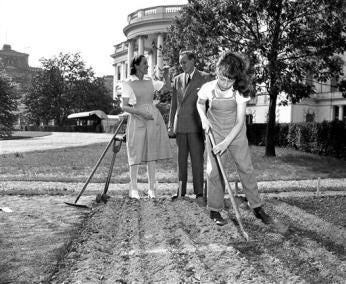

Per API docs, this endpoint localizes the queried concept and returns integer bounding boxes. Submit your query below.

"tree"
[165,0,346,156]
[71,77,114,114]
[24,53,114,126]
[0,70,18,137]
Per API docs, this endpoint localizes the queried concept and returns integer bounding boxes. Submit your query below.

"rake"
[64,115,127,209]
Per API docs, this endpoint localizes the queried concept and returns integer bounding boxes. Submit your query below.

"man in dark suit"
[168,50,211,206]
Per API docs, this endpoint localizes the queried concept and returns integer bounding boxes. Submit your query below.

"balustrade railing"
[127,5,184,24]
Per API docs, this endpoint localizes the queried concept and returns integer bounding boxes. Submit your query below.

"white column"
[127,40,134,76]
[121,62,126,81]
[113,65,119,100]
[339,105,344,121]
[138,36,144,55]
[156,33,164,78]
[148,51,154,78]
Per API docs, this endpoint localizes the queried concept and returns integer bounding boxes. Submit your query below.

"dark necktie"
[186,74,191,85]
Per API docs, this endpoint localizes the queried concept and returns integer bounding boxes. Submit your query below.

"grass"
[1,140,346,183]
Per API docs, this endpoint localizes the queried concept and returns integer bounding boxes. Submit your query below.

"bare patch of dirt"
[1,189,345,284]
[0,195,92,283]
[50,194,346,284]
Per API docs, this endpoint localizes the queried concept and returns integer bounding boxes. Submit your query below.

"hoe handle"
[207,129,249,241]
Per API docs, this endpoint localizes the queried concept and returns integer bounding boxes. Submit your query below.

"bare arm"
[121,98,153,120]
[196,97,211,132]
[168,81,177,131]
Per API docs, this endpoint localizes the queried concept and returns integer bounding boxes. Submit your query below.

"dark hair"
[130,55,146,75]
[179,50,196,61]
[216,51,251,97]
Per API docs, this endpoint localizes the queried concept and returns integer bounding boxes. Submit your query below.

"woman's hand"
[201,117,212,132]
[141,112,154,120]
[213,139,230,155]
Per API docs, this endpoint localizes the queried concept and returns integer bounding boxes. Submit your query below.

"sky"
[0,0,187,76]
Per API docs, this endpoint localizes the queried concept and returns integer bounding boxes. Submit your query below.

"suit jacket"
[169,69,211,133]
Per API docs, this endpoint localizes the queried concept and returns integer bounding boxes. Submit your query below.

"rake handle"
[74,117,126,204]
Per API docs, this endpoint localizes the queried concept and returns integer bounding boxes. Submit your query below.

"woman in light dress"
[121,55,172,199]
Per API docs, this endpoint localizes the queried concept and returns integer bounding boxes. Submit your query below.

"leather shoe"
[210,211,227,226]
[253,207,289,234]
[253,207,273,224]
[196,196,206,207]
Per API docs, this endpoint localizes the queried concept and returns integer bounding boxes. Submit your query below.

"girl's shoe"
[129,189,140,200]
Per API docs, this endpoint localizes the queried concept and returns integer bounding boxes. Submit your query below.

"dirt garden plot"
[1,187,344,284]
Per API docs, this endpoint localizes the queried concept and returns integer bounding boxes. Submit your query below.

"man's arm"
[168,79,177,132]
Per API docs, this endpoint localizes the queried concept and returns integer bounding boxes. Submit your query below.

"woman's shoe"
[148,189,157,199]
[129,189,140,200]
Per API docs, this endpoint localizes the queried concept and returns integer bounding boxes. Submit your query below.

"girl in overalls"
[197,52,282,228]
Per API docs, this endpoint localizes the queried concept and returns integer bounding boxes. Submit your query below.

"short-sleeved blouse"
[197,80,250,103]
[122,75,164,105]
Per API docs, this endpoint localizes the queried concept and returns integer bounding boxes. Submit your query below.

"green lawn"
[1,140,346,183]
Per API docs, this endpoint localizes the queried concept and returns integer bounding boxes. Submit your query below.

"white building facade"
[111,5,346,124]
[111,5,183,98]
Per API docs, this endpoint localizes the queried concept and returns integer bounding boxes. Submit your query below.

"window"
[306,73,313,87]
[331,76,338,92]
[117,66,121,81]
[333,106,339,120]
[305,112,315,122]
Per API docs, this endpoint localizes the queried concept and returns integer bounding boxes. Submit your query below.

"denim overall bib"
[206,90,262,211]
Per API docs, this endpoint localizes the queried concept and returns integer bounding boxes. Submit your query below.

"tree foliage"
[24,53,113,126]
[0,71,18,137]
[165,0,346,156]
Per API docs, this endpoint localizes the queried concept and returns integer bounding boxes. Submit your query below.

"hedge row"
[247,120,346,159]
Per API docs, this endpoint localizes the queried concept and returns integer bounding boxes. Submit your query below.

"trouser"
[176,132,204,196]
[206,134,263,212]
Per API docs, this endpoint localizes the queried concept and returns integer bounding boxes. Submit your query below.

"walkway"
[0,132,114,154]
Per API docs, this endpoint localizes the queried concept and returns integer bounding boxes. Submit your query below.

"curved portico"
[111,5,184,98]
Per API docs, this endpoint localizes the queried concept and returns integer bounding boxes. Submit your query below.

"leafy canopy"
[24,53,114,126]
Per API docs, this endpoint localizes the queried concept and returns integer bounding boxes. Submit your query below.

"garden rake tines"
[207,129,249,241]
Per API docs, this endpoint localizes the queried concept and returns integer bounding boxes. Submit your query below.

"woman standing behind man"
[121,55,172,199]
[197,51,287,232]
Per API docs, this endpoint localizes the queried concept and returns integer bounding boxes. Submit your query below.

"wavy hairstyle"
[130,55,146,75]
[216,51,251,97]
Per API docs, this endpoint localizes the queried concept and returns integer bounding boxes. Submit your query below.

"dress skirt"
[126,103,172,165]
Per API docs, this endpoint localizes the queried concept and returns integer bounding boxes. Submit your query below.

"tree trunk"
[265,91,278,156]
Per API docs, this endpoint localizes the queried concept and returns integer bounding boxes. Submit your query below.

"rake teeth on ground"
[64,201,90,209]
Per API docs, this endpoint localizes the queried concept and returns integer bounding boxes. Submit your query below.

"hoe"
[207,129,249,241]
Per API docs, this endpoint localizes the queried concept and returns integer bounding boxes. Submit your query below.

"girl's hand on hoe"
[213,139,230,155]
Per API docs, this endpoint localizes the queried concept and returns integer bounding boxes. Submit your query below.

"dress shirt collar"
[185,68,196,79]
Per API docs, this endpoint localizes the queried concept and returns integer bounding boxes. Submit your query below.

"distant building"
[0,44,41,128]
[111,5,183,99]
[246,54,346,124]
